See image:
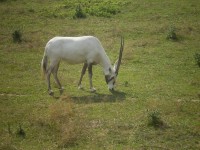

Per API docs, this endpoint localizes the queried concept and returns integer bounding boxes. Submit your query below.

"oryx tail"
[41,54,48,79]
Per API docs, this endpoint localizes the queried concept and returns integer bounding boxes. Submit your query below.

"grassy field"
[0,0,200,149]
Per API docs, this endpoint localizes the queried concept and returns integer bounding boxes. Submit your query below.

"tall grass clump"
[0,0,7,2]
[12,30,22,43]
[86,1,121,18]
[194,53,200,67]
[73,4,86,19]
[166,25,177,41]
[16,124,26,138]
[148,110,165,129]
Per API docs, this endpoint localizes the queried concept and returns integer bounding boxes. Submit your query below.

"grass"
[0,0,200,149]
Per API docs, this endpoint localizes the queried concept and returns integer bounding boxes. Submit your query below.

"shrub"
[167,26,177,41]
[194,53,200,67]
[28,8,35,13]
[12,30,22,43]
[86,1,120,18]
[73,5,86,19]
[0,0,7,2]
[124,81,129,87]
[148,110,165,129]
[16,124,26,138]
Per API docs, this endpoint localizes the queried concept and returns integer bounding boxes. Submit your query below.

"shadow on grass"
[71,90,126,104]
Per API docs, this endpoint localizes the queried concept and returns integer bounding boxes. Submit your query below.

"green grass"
[0,0,200,149]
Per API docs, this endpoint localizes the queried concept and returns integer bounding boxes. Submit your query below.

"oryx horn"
[115,36,124,75]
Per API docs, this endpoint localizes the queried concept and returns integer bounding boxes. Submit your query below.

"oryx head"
[105,37,124,91]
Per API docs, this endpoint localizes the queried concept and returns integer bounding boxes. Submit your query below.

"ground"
[0,0,200,149]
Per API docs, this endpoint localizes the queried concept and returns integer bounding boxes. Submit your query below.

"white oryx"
[41,36,124,95]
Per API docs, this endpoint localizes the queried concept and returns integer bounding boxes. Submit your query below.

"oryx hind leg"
[46,59,59,96]
[52,61,64,95]
[78,63,87,89]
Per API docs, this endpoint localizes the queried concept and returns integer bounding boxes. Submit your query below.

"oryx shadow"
[71,90,126,104]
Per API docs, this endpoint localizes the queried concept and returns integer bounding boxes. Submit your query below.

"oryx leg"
[78,63,88,89]
[46,59,59,96]
[46,66,54,96]
[88,63,96,92]
[52,62,64,95]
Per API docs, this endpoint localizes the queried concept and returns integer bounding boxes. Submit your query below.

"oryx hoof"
[78,85,83,90]
[59,87,64,95]
[90,87,96,93]
[48,90,54,96]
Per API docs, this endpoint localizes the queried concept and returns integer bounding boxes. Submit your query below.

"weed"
[167,25,177,41]
[194,53,200,67]
[86,1,120,18]
[0,0,7,2]
[124,81,129,87]
[7,123,12,135]
[16,124,26,138]
[73,4,86,19]
[148,110,165,129]
[28,8,35,13]
[12,30,22,43]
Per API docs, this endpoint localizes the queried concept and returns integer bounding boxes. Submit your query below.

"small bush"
[16,124,26,138]
[73,5,86,19]
[86,2,120,18]
[148,110,165,129]
[167,26,177,41]
[194,53,200,67]
[12,30,22,43]
[0,0,7,2]
[124,81,129,87]
[28,8,35,13]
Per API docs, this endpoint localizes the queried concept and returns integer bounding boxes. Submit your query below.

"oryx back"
[45,36,103,64]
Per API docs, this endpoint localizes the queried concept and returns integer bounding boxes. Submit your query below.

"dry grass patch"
[49,95,88,148]
[28,95,89,148]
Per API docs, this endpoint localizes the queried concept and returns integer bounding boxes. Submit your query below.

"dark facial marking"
[105,75,115,84]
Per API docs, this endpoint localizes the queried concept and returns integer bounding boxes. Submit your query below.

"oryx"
[41,36,124,95]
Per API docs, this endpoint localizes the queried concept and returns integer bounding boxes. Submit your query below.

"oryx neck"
[100,54,113,75]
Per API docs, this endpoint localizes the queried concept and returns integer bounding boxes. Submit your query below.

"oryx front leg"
[78,63,87,90]
[88,64,96,92]
[52,62,64,95]
[46,66,54,96]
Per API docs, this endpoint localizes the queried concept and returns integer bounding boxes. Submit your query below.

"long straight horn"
[115,36,124,75]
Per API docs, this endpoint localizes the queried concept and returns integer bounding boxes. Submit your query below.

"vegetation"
[73,5,86,19]
[166,25,177,41]
[194,53,200,67]
[12,30,22,43]
[0,0,200,149]
[147,110,165,129]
